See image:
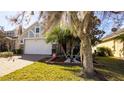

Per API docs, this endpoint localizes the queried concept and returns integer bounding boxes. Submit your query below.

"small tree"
[45,26,79,58]
[45,26,69,57]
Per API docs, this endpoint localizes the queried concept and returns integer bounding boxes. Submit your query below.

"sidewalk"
[0,56,34,77]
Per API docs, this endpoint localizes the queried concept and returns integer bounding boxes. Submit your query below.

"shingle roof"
[20,21,39,38]
[102,28,124,41]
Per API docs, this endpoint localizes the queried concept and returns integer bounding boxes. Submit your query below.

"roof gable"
[20,21,44,39]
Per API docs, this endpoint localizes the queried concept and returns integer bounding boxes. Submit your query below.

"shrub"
[96,47,113,56]
[0,52,14,58]
[12,49,23,54]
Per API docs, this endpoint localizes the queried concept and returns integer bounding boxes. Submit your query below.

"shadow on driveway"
[19,54,51,61]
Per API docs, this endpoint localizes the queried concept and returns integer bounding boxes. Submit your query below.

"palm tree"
[45,26,80,61]
[45,26,71,58]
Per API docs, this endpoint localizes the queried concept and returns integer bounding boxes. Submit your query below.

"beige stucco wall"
[94,39,124,58]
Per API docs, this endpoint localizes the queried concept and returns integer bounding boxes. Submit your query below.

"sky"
[95,12,124,37]
[0,11,16,30]
[0,12,124,37]
[0,11,39,31]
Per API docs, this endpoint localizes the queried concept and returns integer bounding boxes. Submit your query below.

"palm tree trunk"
[80,35,94,78]
[60,44,67,58]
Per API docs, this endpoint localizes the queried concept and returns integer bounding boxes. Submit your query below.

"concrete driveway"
[21,54,51,61]
[0,56,34,77]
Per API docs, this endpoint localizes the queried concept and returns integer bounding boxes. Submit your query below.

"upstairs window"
[36,27,40,33]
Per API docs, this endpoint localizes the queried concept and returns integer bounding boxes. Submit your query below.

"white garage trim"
[24,38,52,55]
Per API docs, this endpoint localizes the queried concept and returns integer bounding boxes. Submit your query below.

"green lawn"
[0,62,81,81]
[95,57,124,81]
[0,57,124,81]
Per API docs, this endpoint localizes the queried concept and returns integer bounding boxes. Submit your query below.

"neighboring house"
[95,28,124,58]
[0,29,15,51]
[18,22,52,55]
[0,30,5,51]
[5,29,15,37]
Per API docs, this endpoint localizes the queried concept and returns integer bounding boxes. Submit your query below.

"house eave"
[102,30,124,42]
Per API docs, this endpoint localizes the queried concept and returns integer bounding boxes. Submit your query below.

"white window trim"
[35,26,41,34]
[35,26,41,38]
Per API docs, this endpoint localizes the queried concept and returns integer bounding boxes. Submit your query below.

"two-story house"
[18,22,52,55]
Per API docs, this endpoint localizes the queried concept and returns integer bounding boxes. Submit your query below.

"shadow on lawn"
[95,57,124,78]
[61,67,81,73]
[44,62,108,81]
[38,57,124,80]
[61,68,108,81]
[51,57,124,81]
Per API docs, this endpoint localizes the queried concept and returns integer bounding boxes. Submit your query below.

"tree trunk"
[80,35,94,78]
[62,43,66,54]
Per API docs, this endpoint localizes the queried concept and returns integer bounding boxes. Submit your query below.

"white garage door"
[24,39,52,55]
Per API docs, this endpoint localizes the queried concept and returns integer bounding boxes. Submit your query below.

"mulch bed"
[39,57,81,66]
[39,57,105,67]
[39,56,65,63]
